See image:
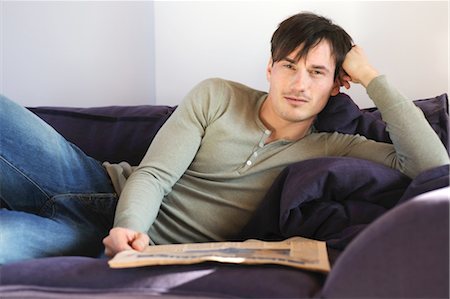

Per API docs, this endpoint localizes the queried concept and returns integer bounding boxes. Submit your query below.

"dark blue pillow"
[315,93,449,151]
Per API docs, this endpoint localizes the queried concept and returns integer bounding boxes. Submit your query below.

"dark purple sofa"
[0,92,448,298]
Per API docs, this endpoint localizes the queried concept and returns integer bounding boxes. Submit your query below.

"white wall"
[1,1,448,108]
[1,1,156,107]
[154,1,449,108]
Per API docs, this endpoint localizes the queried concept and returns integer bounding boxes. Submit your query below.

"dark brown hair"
[271,12,353,79]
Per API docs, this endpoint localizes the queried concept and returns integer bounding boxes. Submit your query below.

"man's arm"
[340,46,449,177]
[103,78,231,257]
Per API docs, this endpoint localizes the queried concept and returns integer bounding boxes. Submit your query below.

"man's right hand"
[103,227,150,257]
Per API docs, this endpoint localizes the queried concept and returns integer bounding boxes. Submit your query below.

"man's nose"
[291,70,310,92]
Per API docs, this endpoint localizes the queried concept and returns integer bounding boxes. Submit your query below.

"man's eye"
[284,64,295,70]
[310,70,323,76]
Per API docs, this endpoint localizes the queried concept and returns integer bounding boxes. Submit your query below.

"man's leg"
[0,94,114,210]
[0,193,117,264]
[0,95,116,263]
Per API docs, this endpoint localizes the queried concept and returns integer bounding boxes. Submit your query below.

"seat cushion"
[0,256,325,298]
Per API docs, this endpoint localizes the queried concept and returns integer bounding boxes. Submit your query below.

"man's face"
[265,40,340,127]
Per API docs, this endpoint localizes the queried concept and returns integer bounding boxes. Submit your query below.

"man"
[102,13,448,256]
[1,12,448,264]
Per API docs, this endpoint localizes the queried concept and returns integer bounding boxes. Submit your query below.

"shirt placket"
[238,129,272,173]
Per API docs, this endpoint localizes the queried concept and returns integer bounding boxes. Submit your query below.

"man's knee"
[0,210,40,264]
[0,209,89,264]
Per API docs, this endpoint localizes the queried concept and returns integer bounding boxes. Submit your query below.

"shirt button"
[264,129,271,135]
[253,152,258,157]
[246,160,252,166]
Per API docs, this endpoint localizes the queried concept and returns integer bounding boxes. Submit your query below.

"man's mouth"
[284,96,309,104]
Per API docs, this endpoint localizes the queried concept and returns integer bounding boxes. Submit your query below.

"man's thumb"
[131,233,149,251]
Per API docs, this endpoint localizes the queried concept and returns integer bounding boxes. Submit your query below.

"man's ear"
[266,58,273,82]
[331,79,340,96]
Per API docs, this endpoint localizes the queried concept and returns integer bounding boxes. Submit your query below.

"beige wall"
[1,1,448,108]
[154,1,449,108]
[1,1,156,106]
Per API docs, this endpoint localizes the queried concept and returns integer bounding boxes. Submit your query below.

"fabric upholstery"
[0,257,324,298]
[28,105,175,165]
[321,187,449,298]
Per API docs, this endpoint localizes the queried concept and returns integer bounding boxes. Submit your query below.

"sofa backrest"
[28,105,176,165]
[28,93,448,166]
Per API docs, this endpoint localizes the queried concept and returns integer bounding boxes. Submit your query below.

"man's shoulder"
[182,78,267,116]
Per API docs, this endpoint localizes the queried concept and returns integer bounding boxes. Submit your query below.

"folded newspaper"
[108,236,330,273]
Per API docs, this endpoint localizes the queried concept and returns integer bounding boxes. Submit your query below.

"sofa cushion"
[0,257,325,298]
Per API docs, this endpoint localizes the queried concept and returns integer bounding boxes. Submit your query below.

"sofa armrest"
[321,187,449,298]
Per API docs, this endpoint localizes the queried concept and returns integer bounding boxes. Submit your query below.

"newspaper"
[108,236,330,273]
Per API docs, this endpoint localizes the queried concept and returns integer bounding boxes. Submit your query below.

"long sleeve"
[112,79,226,233]
[368,75,449,177]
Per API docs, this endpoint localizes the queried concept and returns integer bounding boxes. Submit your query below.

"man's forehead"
[286,40,335,66]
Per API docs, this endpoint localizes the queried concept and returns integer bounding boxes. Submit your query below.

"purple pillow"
[29,105,176,165]
[315,93,449,151]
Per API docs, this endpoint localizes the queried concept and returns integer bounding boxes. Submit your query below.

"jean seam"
[41,193,117,217]
[0,154,50,200]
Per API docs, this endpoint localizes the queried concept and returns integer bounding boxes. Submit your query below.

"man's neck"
[259,100,314,144]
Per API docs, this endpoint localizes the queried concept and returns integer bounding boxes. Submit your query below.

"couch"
[0,92,449,298]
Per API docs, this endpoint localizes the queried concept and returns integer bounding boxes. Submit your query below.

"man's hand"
[103,227,150,257]
[340,45,379,89]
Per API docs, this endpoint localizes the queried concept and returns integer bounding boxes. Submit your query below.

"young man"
[1,12,448,264]
[102,13,449,256]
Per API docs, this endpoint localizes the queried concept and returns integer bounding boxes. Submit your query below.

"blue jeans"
[0,95,117,264]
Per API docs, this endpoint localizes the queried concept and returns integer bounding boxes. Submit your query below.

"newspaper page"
[108,236,330,273]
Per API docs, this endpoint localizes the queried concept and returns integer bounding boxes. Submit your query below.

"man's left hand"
[340,45,379,88]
